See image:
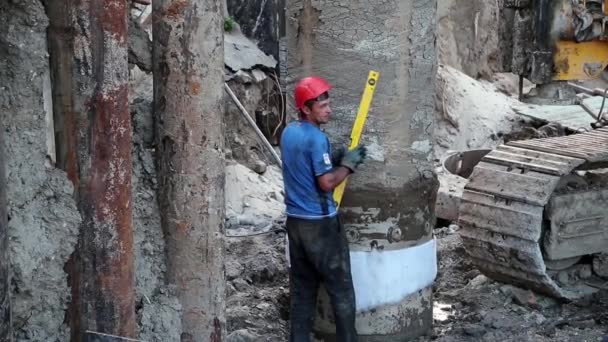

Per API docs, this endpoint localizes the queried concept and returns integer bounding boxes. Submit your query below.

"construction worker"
[280,76,367,342]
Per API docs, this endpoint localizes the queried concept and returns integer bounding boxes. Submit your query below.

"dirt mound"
[225,162,285,235]
[435,65,529,159]
[226,232,289,341]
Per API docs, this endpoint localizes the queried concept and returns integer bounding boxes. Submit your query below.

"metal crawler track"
[459,128,608,299]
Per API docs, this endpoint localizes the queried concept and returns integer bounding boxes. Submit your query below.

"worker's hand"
[340,145,367,172]
[331,147,346,166]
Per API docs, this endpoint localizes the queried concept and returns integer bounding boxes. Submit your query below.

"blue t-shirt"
[280,121,337,219]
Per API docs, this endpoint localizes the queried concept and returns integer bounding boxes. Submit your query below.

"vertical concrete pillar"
[286,0,438,340]
[0,115,11,341]
[153,0,226,340]
[47,0,135,339]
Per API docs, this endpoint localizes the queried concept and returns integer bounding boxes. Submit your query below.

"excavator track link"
[459,128,608,299]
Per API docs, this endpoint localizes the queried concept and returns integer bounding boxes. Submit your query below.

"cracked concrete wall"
[130,98,182,341]
[437,0,504,79]
[0,1,80,340]
[287,0,438,339]
[227,0,284,63]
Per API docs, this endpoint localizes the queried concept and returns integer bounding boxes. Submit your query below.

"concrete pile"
[128,14,286,340]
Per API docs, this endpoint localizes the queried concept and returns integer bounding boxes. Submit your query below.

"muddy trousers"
[286,216,357,342]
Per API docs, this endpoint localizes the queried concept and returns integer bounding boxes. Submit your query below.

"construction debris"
[224,83,283,167]
[224,30,277,71]
[513,96,606,131]
[3,0,608,340]
[225,162,284,233]
[435,64,529,159]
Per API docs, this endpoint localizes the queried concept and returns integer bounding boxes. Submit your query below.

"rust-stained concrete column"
[0,120,11,341]
[153,0,226,340]
[47,0,135,340]
[287,0,438,340]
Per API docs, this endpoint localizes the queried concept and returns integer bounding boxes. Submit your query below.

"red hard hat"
[294,76,332,109]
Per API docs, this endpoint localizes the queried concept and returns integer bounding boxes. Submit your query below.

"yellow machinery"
[503,0,608,84]
[459,0,608,299]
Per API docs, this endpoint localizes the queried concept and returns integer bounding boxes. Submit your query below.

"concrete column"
[47,0,135,339]
[0,106,11,341]
[286,0,438,340]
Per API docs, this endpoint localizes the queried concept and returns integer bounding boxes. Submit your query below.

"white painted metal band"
[286,237,438,311]
[351,238,437,311]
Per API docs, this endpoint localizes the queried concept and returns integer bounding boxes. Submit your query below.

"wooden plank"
[562,135,608,144]
[516,140,607,152]
[559,132,608,140]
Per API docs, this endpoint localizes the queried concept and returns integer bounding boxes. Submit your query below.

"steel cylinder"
[286,0,439,340]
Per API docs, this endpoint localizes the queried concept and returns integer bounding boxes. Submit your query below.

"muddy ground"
[226,227,289,341]
[225,224,608,341]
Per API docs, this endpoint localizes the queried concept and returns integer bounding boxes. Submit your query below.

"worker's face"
[303,98,332,125]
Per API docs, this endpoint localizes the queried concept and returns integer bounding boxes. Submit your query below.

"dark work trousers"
[286,215,357,342]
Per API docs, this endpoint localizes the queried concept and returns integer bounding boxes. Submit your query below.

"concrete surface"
[0,1,80,340]
[286,0,438,339]
[130,99,182,341]
[225,30,277,71]
[227,0,284,62]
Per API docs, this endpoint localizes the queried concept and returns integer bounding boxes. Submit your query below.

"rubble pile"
[225,162,284,235]
[434,64,530,160]
[226,232,289,341]
[224,28,284,171]
[423,228,608,342]
[222,160,289,341]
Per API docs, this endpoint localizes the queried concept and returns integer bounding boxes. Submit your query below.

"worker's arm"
[317,167,351,192]
[316,145,367,192]
[310,134,367,192]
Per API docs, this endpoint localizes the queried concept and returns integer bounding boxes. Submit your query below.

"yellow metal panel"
[554,40,608,80]
[333,71,379,207]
